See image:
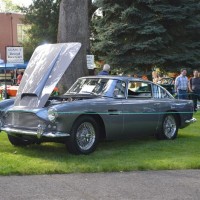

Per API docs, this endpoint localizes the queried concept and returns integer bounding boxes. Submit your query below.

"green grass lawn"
[0,111,199,175]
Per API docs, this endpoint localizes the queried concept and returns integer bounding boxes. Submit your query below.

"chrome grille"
[4,112,44,129]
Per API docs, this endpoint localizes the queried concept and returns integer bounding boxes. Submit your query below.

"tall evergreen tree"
[152,0,200,69]
[92,0,200,72]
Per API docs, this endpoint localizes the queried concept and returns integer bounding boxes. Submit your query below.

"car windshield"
[66,78,112,95]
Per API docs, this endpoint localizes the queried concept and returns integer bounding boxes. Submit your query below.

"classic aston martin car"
[0,43,196,155]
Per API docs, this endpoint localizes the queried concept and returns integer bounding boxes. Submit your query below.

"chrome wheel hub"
[163,115,176,138]
[76,122,95,151]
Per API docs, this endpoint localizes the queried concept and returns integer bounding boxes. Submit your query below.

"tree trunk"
[57,0,90,94]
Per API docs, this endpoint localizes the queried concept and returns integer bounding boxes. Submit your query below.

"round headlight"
[48,108,58,122]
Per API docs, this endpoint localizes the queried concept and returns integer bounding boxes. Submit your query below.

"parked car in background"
[0,43,196,155]
[157,77,175,95]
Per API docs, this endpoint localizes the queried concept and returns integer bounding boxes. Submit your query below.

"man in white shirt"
[175,69,188,99]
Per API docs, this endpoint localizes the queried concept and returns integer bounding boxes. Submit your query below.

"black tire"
[156,114,178,140]
[8,134,33,146]
[66,116,99,155]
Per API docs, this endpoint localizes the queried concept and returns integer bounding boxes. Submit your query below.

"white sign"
[86,55,94,69]
[6,47,24,64]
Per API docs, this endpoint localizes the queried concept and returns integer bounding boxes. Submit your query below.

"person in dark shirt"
[98,64,110,75]
[188,69,200,112]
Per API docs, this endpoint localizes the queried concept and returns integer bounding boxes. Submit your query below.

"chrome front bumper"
[185,117,197,124]
[1,127,70,139]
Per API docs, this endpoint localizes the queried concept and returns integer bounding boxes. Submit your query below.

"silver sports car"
[0,43,196,154]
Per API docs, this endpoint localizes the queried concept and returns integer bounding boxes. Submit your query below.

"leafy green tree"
[92,0,200,72]
[0,0,19,12]
[20,0,61,60]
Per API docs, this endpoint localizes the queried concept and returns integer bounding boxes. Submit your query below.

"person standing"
[188,69,200,112]
[175,69,189,99]
[16,71,23,85]
[98,64,110,75]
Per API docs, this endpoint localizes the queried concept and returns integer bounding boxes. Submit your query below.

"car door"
[100,80,126,139]
[122,81,161,137]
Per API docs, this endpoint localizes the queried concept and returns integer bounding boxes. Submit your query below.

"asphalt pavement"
[1,170,200,200]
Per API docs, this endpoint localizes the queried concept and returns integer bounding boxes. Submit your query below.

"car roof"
[80,75,152,83]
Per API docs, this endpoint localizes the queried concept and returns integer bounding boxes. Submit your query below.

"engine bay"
[45,94,98,107]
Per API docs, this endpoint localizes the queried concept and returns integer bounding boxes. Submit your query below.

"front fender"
[0,99,15,132]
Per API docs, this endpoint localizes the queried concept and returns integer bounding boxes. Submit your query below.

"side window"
[128,81,152,98]
[152,84,171,99]
[113,80,126,98]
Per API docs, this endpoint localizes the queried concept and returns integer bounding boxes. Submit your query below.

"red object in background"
[0,85,18,97]
[7,85,18,96]
[0,85,59,98]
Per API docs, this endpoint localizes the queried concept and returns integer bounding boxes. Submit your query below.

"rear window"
[128,81,152,98]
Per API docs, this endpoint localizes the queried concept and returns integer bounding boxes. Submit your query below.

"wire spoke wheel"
[76,122,96,151]
[156,114,178,140]
[66,116,99,154]
[163,115,177,139]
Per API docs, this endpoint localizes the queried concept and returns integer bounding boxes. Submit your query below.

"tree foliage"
[0,0,19,12]
[20,0,61,60]
[92,0,200,71]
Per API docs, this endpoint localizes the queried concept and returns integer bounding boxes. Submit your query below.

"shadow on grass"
[2,130,200,160]
[1,135,161,162]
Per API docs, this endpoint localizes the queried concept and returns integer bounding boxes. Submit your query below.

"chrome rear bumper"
[185,118,197,124]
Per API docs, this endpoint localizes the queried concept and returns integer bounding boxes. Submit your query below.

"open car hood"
[14,43,81,108]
